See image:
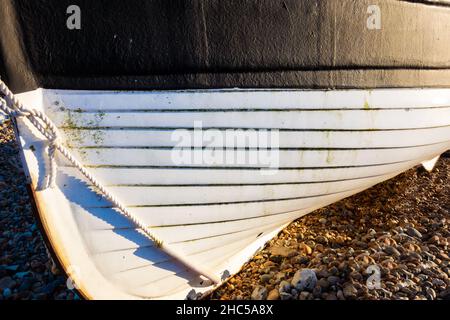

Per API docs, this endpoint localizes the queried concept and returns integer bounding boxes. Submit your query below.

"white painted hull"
[14,88,450,299]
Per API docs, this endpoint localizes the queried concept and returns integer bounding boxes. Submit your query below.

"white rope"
[0,80,220,284]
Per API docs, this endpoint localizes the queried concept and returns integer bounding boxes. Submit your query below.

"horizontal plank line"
[88,180,384,231]
[58,105,450,113]
[86,182,386,209]
[150,188,371,228]
[72,158,421,170]
[58,124,450,132]
[128,188,368,207]
[73,140,448,151]
[101,172,407,187]
[169,221,291,244]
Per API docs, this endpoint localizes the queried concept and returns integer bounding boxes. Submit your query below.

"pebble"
[291,269,317,291]
[210,157,450,301]
[312,285,322,298]
[0,123,72,300]
[425,287,436,300]
[260,274,272,284]
[299,243,312,255]
[298,291,310,300]
[269,246,298,258]
[251,286,267,300]
[2,287,12,299]
[384,246,401,257]
[18,278,32,291]
[432,278,446,288]
[326,292,337,300]
[0,276,16,291]
[278,280,291,293]
[343,283,358,299]
[316,236,329,245]
[317,278,330,290]
[327,276,340,286]
[15,271,30,279]
[439,288,450,300]
[406,227,422,239]
[267,288,279,300]
[336,290,345,300]
[278,292,291,300]
[0,265,18,272]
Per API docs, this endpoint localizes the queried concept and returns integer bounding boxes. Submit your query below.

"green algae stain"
[62,108,86,160]
[364,101,370,110]
[91,129,105,147]
[61,109,87,159]
[96,110,106,120]
[60,108,107,161]
[62,109,82,146]
[90,111,105,145]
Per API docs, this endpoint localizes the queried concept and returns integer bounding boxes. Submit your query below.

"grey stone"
[317,278,330,290]
[279,280,291,293]
[384,246,401,257]
[432,278,446,287]
[406,227,422,239]
[251,285,268,300]
[327,275,341,286]
[291,269,317,291]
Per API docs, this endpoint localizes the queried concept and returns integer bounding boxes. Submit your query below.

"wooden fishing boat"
[1,0,450,299]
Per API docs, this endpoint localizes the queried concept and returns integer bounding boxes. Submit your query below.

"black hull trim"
[37,69,450,92]
[1,0,450,92]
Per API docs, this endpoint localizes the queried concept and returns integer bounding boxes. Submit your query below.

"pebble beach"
[210,153,450,300]
[1,121,449,300]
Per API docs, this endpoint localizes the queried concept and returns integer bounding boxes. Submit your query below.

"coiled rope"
[0,79,220,284]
